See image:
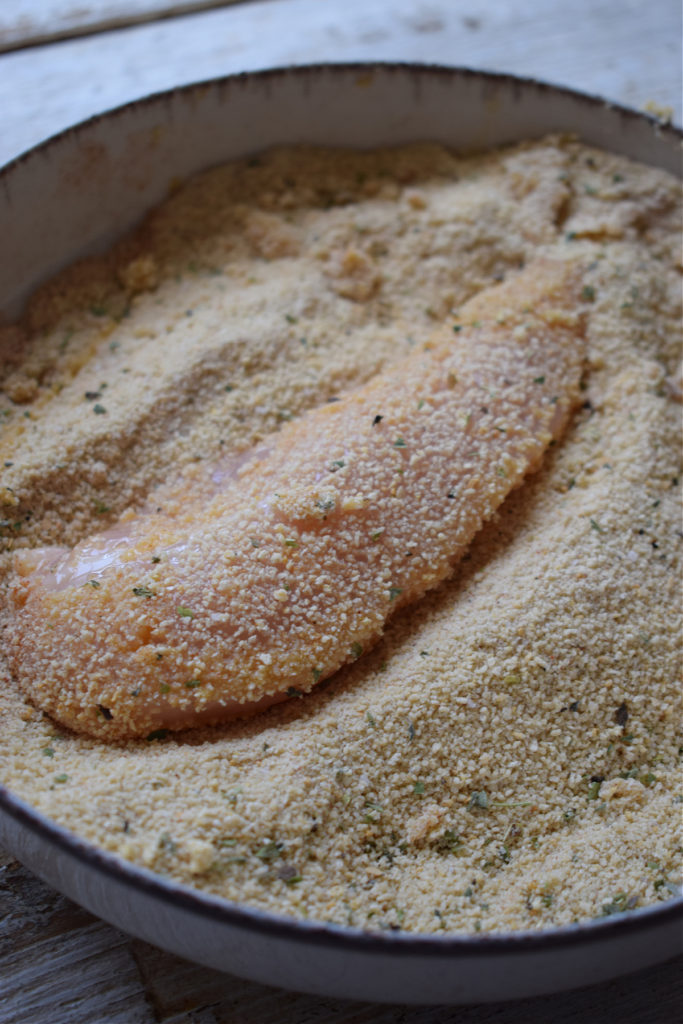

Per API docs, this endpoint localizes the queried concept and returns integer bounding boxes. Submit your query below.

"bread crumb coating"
[7,260,583,739]
[1,138,680,934]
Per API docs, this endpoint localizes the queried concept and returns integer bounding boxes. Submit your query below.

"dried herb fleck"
[255,841,283,861]
[614,702,629,726]
[468,791,489,811]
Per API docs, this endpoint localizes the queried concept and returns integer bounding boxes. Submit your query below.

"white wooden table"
[1,2,681,1021]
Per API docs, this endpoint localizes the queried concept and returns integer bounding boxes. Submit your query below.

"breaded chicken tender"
[7,260,585,739]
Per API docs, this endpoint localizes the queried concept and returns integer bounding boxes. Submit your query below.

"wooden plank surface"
[0,0,680,167]
[0,0,248,52]
[1,854,681,1024]
[0,2,681,1021]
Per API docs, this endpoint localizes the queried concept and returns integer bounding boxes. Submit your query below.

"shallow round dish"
[1,64,681,1004]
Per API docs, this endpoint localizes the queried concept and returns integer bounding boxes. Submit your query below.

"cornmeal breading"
[0,136,680,933]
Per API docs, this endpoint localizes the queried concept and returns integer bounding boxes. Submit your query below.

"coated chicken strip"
[7,259,585,740]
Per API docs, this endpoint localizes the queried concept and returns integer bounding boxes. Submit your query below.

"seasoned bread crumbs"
[0,136,681,934]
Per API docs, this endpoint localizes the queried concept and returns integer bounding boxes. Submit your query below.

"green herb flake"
[582,285,596,302]
[601,892,637,916]
[590,518,604,533]
[255,841,282,861]
[363,800,383,820]
[159,683,170,694]
[177,606,195,618]
[54,773,69,784]
[468,791,489,811]
[92,403,107,415]
[434,830,462,855]
[533,376,546,384]
[351,642,363,659]
[413,781,426,796]
[452,324,462,332]
[366,711,376,728]
[393,437,407,448]
[312,667,322,683]
[185,679,202,689]
[87,579,101,589]
[132,586,154,598]
[587,780,602,800]
[388,587,402,602]
[158,832,178,854]
[42,747,55,758]
[94,501,111,515]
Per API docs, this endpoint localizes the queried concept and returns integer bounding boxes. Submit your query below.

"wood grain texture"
[1,851,681,1024]
[0,0,250,53]
[0,2,681,1020]
[0,0,680,167]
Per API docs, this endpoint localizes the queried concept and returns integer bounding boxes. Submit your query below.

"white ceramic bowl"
[1,64,681,1004]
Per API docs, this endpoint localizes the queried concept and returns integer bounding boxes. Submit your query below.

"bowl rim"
[0,61,680,181]
[1,61,681,958]
[2,782,682,955]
